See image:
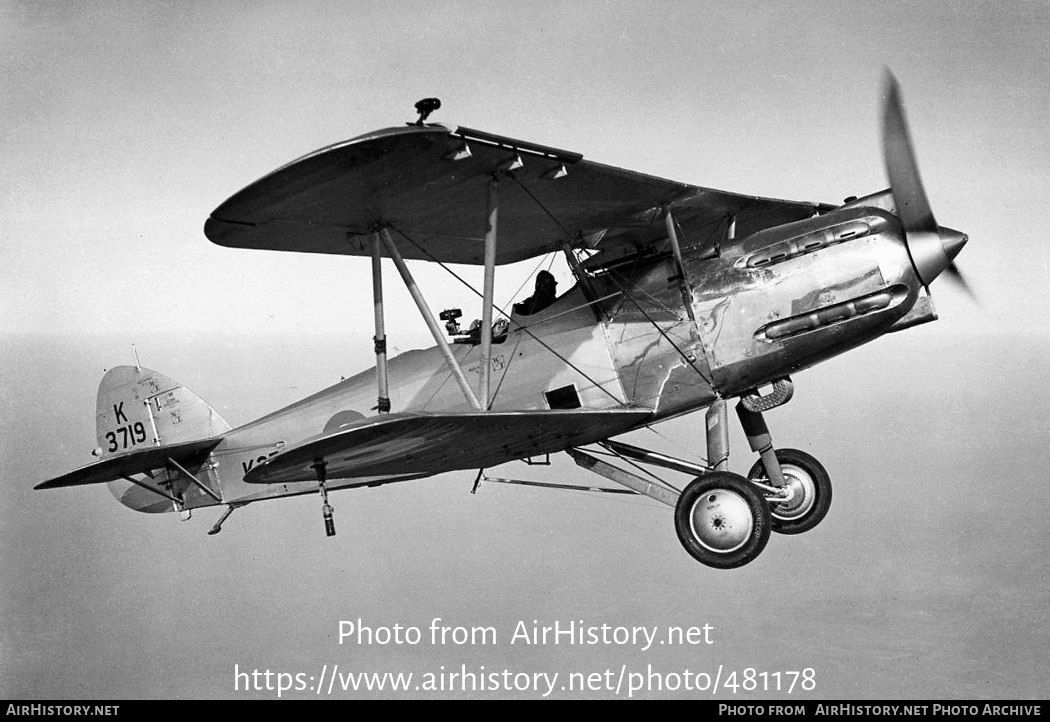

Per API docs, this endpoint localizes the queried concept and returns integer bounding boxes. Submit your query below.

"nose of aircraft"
[882,73,971,294]
[906,226,968,287]
[941,227,967,264]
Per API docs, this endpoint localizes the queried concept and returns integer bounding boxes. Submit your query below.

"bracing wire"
[391,226,629,408]
[497,180,719,466]
[502,253,552,311]
[506,171,715,387]
[481,475,668,511]
[600,444,683,494]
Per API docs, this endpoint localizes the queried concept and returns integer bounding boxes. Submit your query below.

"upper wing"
[35,438,222,489]
[204,123,833,265]
[244,408,652,485]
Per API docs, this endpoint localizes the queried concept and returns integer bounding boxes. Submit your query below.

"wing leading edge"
[243,409,653,485]
[204,123,832,266]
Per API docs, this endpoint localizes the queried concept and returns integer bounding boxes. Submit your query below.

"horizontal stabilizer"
[36,438,222,490]
[244,409,652,484]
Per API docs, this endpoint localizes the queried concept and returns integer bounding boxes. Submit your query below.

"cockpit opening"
[440,308,510,346]
[440,269,565,346]
[512,270,558,316]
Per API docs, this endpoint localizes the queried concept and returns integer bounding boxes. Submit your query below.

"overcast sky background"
[3,0,1049,339]
[2,0,1049,700]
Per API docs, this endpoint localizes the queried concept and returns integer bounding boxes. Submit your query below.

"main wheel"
[674,472,772,569]
[747,448,832,535]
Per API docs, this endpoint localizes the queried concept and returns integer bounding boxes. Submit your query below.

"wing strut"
[378,227,483,411]
[370,231,391,413]
[479,177,498,410]
[663,207,700,334]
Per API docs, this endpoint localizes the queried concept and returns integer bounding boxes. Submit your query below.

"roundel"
[323,410,365,434]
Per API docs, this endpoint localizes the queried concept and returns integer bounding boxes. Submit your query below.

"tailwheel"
[674,472,771,569]
[747,448,832,535]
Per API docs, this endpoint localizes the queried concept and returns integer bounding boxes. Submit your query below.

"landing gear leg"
[736,403,788,488]
[736,401,832,535]
[312,461,336,537]
[670,398,773,569]
[747,449,832,535]
[705,398,730,471]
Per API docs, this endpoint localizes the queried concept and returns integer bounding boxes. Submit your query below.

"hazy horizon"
[3,0,1049,701]
[3,329,1048,699]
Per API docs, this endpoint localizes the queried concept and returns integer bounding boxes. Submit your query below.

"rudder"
[97,366,231,512]
[96,366,230,453]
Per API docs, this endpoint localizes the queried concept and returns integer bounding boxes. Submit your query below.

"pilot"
[513,270,558,316]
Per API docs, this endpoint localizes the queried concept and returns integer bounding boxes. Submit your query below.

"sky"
[3,0,1049,340]
[2,0,1049,701]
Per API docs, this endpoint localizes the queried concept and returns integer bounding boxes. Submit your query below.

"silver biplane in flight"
[38,76,969,569]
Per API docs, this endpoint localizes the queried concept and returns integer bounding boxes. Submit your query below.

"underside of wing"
[204,123,834,266]
[35,438,222,489]
[243,409,652,485]
[593,189,839,262]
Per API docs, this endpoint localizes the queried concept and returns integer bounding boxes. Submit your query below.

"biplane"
[37,75,968,569]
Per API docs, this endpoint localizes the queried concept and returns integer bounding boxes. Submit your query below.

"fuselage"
[113,195,936,513]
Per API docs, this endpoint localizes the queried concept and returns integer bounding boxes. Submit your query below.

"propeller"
[942,261,975,299]
[881,71,972,299]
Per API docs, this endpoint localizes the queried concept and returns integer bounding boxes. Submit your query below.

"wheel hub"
[689,489,754,553]
[770,464,816,521]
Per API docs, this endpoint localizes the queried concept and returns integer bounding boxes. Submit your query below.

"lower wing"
[244,409,652,484]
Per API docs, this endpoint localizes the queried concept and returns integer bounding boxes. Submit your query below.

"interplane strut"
[377,227,482,411]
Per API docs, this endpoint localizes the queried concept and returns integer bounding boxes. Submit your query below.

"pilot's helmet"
[537,270,557,293]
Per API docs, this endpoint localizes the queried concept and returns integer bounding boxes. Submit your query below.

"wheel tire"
[674,471,772,569]
[747,448,832,535]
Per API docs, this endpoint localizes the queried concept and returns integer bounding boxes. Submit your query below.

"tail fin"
[96,366,230,453]
[97,366,231,512]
